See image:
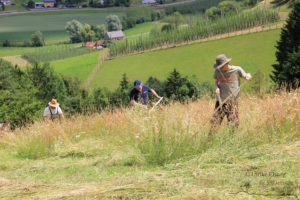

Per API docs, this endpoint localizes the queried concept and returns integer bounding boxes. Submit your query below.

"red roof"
[85,42,95,48]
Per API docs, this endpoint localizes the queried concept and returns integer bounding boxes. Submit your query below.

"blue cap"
[134,80,141,86]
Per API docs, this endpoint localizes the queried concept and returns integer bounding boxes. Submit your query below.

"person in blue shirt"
[130,80,162,105]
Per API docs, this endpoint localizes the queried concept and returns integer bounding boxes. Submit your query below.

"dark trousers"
[210,99,239,128]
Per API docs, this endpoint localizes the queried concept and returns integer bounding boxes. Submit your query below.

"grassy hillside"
[124,21,163,38]
[1,55,30,67]
[0,91,299,199]
[51,51,101,82]
[91,29,280,90]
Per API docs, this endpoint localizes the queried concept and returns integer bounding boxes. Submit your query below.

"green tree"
[0,2,5,11]
[106,15,122,31]
[119,73,129,92]
[218,1,239,16]
[80,89,94,114]
[109,74,131,107]
[80,23,95,42]
[63,77,83,114]
[164,69,188,101]
[0,59,42,129]
[27,0,35,8]
[157,0,165,4]
[93,88,109,111]
[31,31,45,47]
[92,24,107,40]
[205,6,221,20]
[65,20,83,43]
[28,63,67,102]
[271,1,300,89]
[2,40,10,47]
[146,76,164,100]
[165,11,184,29]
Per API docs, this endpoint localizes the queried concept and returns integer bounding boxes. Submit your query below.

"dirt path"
[1,55,31,68]
[83,49,109,89]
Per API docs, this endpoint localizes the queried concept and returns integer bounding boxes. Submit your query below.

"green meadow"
[124,21,163,38]
[91,29,280,90]
[0,31,68,45]
[51,51,101,82]
[0,9,124,43]
[0,47,34,57]
[0,7,156,43]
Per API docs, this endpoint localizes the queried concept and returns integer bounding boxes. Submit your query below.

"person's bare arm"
[150,89,162,99]
[214,79,220,95]
[238,67,252,81]
[59,113,64,121]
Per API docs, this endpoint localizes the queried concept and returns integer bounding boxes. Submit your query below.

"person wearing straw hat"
[210,54,252,128]
[43,98,64,121]
[130,80,162,106]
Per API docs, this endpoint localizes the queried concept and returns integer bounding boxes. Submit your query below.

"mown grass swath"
[109,9,279,57]
[23,45,95,63]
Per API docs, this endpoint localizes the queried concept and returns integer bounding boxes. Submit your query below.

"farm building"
[44,0,55,7]
[34,2,44,8]
[106,30,125,40]
[85,40,105,49]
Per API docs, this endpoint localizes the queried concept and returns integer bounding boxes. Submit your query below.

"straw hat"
[48,98,59,108]
[214,54,232,69]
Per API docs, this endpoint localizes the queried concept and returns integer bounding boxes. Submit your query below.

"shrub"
[31,31,45,47]
[2,40,10,47]
[27,0,35,8]
[0,59,42,129]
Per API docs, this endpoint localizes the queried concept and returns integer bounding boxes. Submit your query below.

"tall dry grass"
[0,90,299,164]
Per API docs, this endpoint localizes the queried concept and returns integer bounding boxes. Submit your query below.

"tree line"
[0,59,215,129]
[0,56,282,130]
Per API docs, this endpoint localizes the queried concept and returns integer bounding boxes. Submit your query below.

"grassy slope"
[1,55,30,67]
[0,31,69,45]
[0,92,299,199]
[91,29,280,90]
[51,51,101,82]
[124,21,163,38]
